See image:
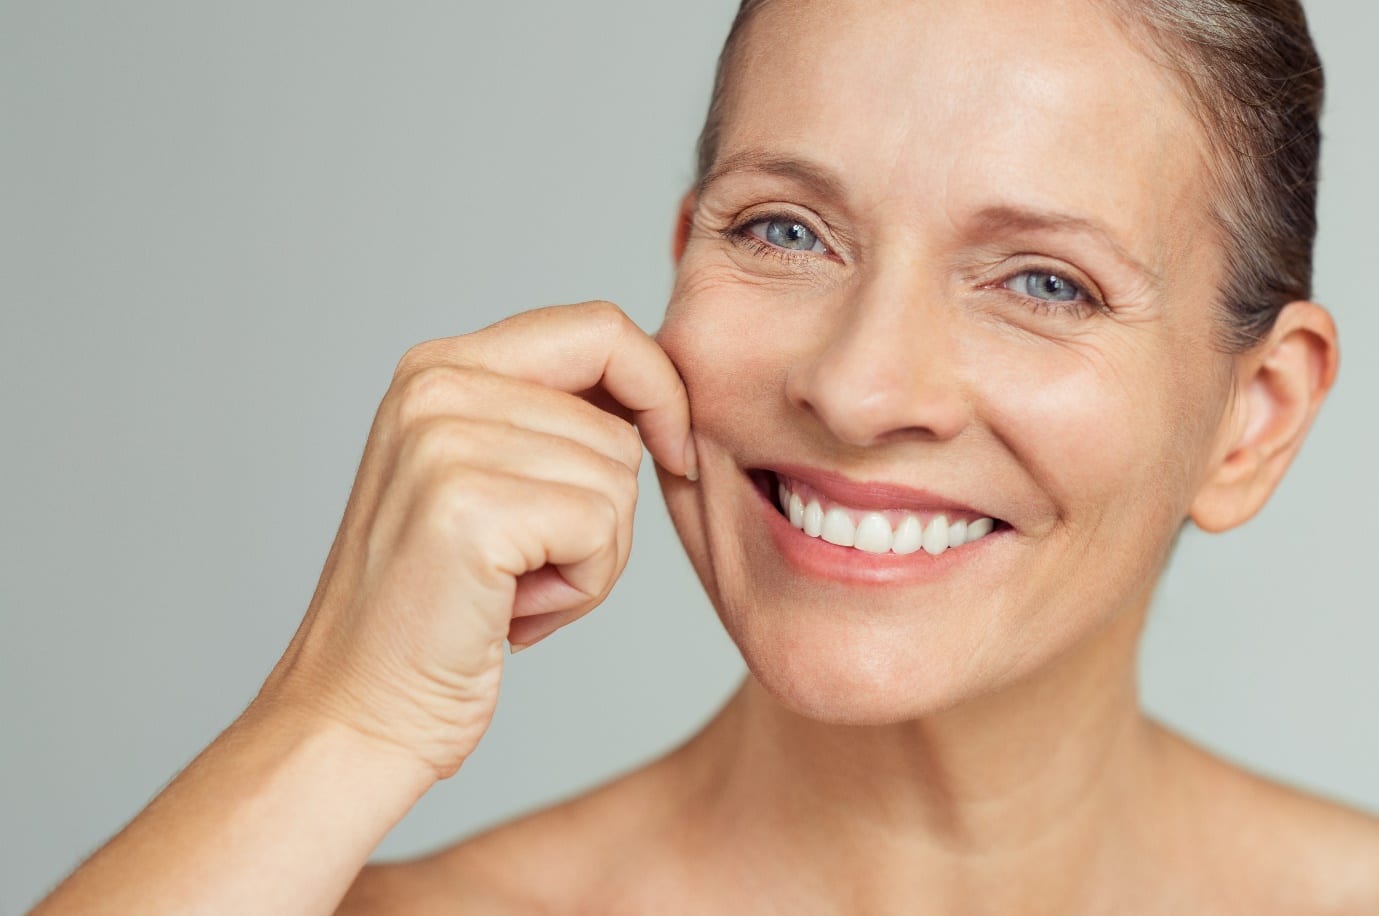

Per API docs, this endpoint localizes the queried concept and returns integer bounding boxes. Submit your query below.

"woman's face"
[656,0,1236,723]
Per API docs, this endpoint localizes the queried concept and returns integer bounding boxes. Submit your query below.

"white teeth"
[773,475,1000,557]
[853,512,894,554]
[891,514,923,555]
[922,514,950,556]
[820,507,856,547]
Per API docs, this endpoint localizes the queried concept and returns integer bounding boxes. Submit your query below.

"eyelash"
[723,213,1107,315]
[991,267,1107,317]
[723,211,832,264]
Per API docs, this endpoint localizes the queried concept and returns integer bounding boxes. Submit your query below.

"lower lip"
[752,472,1001,586]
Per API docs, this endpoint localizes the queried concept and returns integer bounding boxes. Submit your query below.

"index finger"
[404,300,698,480]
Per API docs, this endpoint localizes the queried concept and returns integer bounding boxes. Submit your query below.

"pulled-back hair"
[694,0,1325,352]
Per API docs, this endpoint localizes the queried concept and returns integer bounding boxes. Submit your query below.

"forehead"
[718,0,1216,268]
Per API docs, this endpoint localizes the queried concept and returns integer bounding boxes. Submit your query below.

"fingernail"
[683,433,700,482]
[509,642,531,655]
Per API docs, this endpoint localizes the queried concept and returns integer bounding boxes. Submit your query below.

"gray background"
[1,1,1374,911]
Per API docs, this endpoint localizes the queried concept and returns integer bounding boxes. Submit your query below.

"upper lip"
[760,463,999,520]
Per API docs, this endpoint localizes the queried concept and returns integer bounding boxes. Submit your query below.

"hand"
[254,301,696,780]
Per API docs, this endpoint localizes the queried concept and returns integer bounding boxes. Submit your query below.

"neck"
[672,600,1170,910]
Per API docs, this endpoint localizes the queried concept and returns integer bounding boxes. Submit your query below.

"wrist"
[32,690,444,915]
[236,696,442,802]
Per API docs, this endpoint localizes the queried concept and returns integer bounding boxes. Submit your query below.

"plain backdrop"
[2,1,1376,911]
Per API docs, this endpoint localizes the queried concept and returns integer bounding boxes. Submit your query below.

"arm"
[32,705,435,915]
[28,301,694,914]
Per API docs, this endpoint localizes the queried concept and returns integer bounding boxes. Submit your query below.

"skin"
[30,0,1376,914]
[368,0,1371,912]
[31,302,698,915]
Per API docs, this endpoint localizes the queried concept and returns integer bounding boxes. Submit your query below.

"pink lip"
[762,463,993,518]
[749,468,1005,586]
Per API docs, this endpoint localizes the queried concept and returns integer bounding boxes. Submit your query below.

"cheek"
[656,282,779,585]
[994,348,1143,504]
[657,275,784,440]
[976,327,1215,545]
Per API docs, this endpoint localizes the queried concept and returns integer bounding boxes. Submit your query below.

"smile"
[773,474,997,556]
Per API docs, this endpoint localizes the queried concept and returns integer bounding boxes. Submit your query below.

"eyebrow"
[966,205,1160,285]
[696,150,849,202]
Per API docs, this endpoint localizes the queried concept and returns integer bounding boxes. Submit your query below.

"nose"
[784,268,972,447]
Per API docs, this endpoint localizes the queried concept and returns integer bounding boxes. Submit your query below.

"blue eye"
[749,218,826,253]
[1006,270,1086,302]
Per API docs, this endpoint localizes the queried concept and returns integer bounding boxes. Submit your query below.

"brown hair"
[694,0,1325,352]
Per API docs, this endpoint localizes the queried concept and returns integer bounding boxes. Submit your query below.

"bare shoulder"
[1240,781,1379,913]
[1153,724,1379,913]
[336,760,683,915]
[335,810,597,915]
[336,854,514,915]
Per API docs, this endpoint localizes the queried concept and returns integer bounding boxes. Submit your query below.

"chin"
[723,608,1009,726]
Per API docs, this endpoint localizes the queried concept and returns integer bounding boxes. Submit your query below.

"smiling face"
[655,0,1240,723]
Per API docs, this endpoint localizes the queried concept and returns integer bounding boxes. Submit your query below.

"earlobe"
[671,190,697,264]
[1189,301,1339,532]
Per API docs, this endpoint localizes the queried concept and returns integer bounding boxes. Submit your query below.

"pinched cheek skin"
[660,287,785,431]
[657,279,801,606]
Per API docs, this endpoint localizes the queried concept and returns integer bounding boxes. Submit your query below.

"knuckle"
[420,465,490,536]
[578,299,630,331]
[394,337,475,379]
[393,365,479,428]
[611,420,645,471]
[588,488,621,537]
[607,458,639,509]
[401,415,472,470]
[393,339,438,377]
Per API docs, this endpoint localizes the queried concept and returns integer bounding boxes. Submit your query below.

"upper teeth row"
[777,478,996,556]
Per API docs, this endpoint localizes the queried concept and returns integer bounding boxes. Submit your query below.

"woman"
[32,0,1379,912]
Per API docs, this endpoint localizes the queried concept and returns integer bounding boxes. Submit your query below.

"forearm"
[32,704,437,915]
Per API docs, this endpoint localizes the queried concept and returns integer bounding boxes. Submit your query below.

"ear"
[671,189,697,264]
[1189,301,1340,532]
